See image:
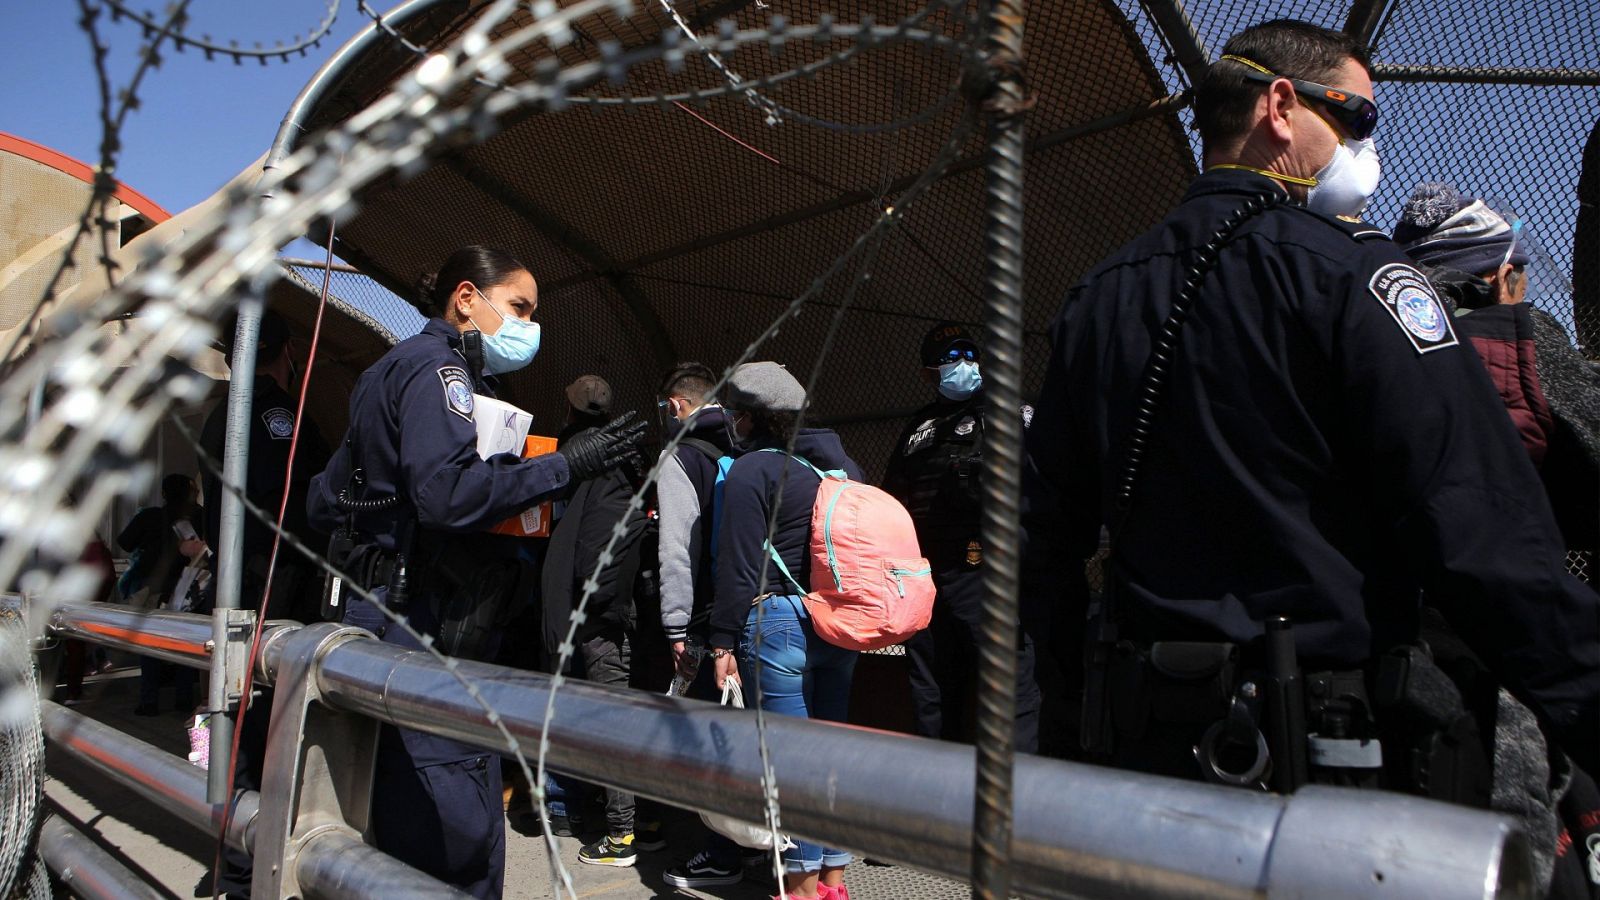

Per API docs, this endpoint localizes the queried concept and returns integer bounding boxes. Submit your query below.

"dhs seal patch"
[261,407,293,440]
[438,366,475,421]
[1369,263,1458,354]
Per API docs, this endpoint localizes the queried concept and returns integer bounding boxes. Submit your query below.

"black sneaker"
[635,820,666,852]
[663,850,743,888]
[578,834,637,867]
[545,805,581,838]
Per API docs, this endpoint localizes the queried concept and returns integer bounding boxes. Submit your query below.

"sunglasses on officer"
[934,345,979,365]
[1222,54,1380,142]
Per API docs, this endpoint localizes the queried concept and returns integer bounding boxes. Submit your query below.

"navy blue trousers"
[346,590,506,898]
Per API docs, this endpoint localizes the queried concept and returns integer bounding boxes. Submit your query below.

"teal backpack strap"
[763,539,805,594]
[758,448,845,481]
[754,448,850,594]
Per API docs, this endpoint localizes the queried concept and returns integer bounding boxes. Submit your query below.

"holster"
[1108,640,1239,740]
[1375,644,1492,807]
[417,540,533,663]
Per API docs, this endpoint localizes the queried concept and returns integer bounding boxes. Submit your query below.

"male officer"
[201,310,330,897]
[883,323,1041,752]
[1026,20,1599,786]
[201,309,330,622]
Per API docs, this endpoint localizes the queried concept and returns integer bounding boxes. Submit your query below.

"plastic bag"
[699,680,795,851]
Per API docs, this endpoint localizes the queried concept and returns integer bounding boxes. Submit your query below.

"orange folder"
[489,435,559,537]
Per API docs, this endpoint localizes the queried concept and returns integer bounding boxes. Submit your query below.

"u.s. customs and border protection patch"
[261,407,294,440]
[438,366,475,421]
[1369,263,1458,354]
[965,540,983,566]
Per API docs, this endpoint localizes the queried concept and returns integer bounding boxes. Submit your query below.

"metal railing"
[22,598,1537,900]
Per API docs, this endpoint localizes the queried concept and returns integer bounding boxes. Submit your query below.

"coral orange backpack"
[761,451,934,651]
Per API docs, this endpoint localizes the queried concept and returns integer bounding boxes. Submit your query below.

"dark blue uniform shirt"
[308,318,570,547]
[1028,169,1599,762]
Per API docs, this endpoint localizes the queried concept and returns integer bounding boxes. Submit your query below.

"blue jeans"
[739,595,857,875]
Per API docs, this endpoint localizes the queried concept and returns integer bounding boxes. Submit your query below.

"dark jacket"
[541,430,647,656]
[202,375,331,557]
[1028,167,1600,772]
[710,428,859,649]
[117,503,205,598]
[1428,267,1600,554]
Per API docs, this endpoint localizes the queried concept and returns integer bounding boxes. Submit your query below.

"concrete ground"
[42,663,971,899]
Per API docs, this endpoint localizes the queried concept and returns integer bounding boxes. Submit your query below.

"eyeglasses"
[937,347,979,364]
[1222,55,1380,142]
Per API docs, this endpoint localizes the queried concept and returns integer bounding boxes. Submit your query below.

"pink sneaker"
[818,883,849,900]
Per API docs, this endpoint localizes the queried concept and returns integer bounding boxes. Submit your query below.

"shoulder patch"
[1368,263,1459,354]
[1021,404,1035,428]
[260,407,294,440]
[437,366,475,421]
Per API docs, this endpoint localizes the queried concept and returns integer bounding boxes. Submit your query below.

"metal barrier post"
[210,295,264,803]
[252,623,381,900]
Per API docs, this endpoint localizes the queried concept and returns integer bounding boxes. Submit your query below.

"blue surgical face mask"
[937,360,982,401]
[470,288,542,375]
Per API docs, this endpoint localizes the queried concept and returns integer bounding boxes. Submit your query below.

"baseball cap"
[920,321,980,368]
[565,374,614,415]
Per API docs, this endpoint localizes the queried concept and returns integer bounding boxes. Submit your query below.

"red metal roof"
[0,131,171,224]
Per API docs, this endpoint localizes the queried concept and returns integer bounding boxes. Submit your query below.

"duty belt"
[1092,618,1382,792]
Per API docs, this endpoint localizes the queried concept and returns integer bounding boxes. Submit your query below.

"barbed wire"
[0,0,349,372]
[4,2,979,897]
[102,0,341,63]
[160,408,579,896]
[0,0,195,369]
[355,0,974,136]
[532,100,979,886]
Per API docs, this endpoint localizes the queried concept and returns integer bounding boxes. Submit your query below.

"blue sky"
[2,2,369,213]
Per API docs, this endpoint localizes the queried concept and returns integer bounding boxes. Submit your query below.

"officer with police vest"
[1026,21,1599,791]
[308,245,643,897]
[883,322,1041,753]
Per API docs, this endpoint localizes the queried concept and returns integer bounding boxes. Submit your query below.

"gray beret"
[725,361,806,413]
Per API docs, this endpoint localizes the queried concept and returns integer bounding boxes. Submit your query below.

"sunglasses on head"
[1222,54,1379,142]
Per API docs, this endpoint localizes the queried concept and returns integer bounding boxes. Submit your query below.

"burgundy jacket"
[1451,303,1555,466]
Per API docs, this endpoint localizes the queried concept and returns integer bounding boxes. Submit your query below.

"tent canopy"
[281,0,1194,477]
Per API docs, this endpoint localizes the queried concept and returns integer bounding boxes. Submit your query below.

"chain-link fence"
[278,0,1599,484]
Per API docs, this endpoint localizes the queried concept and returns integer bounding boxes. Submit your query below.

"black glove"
[558,411,647,482]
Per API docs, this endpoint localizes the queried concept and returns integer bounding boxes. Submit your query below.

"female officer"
[309,245,643,897]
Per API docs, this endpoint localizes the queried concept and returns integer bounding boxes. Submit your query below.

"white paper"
[168,566,203,611]
[472,394,534,460]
